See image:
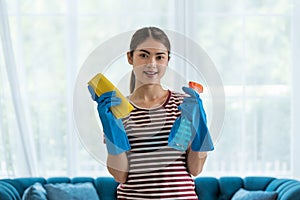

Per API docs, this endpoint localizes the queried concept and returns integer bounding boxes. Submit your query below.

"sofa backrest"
[1,176,300,200]
[194,176,300,200]
[0,177,119,200]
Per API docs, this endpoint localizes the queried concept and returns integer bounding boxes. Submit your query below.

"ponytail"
[130,70,135,93]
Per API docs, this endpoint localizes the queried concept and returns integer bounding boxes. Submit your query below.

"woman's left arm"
[186,147,207,176]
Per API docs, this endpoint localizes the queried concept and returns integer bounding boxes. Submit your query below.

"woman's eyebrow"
[138,49,167,55]
[138,49,150,54]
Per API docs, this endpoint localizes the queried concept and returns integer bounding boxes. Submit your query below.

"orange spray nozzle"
[188,81,203,93]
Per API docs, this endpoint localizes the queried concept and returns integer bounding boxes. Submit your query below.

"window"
[190,0,292,177]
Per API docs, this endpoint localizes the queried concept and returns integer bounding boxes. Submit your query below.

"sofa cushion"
[46,177,70,184]
[44,182,99,200]
[94,177,119,199]
[244,177,275,191]
[22,182,47,200]
[232,188,278,200]
[218,177,243,199]
[194,177,219,200]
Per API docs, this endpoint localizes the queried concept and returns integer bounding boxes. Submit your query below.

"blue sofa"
[0,176,300,200]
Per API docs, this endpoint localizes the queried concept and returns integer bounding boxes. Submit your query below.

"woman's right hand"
[88,86,131,155]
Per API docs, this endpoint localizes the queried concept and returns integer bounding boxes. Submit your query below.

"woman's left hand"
[170,86,214,152]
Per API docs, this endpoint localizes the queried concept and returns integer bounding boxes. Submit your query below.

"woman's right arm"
[107,153,129,183]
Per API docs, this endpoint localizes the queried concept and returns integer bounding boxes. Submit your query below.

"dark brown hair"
[129,27,171,93]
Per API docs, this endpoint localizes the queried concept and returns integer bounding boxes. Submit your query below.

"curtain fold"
[0,0,38,176]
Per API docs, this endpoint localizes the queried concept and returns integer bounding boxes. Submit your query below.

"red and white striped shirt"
[117,90,198,200]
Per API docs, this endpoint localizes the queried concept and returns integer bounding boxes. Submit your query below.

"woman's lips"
[144,71,158,75]
[144,71,158,78]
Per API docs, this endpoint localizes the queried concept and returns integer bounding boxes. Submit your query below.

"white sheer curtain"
[0,0,38,176]
[0,0,298,179]
[291,0,300,179]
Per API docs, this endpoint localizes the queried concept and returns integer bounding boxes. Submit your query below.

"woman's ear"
[127,52,133,65]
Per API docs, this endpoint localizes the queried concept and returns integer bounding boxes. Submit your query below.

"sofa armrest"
[0,181,21,200]
[280,184,300,200]
[269,179,300,200]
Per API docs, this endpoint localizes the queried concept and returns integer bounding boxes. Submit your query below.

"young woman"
[91,27,213,199]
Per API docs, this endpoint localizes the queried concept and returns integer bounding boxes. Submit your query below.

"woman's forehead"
[136,38,168,52]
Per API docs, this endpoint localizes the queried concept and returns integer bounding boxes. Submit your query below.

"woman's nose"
[148,56,156,66]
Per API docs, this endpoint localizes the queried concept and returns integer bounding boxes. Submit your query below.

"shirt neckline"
[129,90,171,111]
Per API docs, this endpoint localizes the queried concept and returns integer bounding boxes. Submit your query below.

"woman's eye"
[139,54,148,58]
[157,56,165,60]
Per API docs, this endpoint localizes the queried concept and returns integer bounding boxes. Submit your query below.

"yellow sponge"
[88,73,134,119]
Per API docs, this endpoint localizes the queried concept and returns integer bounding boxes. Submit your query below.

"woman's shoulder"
[168,90,187,105]
[170,90,187,99]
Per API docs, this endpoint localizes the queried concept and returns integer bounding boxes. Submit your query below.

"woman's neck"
[129,84,169,108]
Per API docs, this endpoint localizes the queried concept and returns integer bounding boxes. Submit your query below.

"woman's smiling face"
[128,38,169,88]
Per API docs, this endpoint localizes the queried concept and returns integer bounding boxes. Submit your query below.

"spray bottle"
[169,81,203,151]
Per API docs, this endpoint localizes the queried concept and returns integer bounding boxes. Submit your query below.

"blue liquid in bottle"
[169,116,193,151]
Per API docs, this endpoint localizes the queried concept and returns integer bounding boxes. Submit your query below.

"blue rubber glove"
[88,85,131,155]
[169,86,214,152]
